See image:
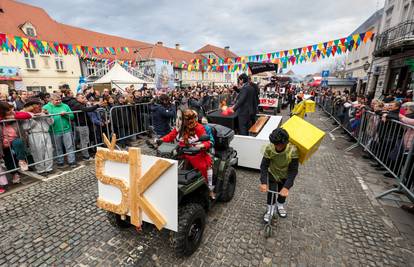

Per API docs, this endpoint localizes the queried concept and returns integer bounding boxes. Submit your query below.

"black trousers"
[289,102,295,111]
[267,176,286,205]
[238,114,251,136]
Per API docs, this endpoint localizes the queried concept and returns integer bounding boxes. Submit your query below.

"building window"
[86,61,109,77]
[55,56,64,70]
[43,57,50,68]
[86,61,95,76]
[402,3,410,21]
[191,71,195,80]
[24,52,36,69]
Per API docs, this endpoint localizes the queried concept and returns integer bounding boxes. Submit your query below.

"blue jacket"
[151,104,176,137]
[87,110,103,126]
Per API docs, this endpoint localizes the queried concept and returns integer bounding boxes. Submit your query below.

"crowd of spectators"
[0,83,243,194]
[320,88,414,213]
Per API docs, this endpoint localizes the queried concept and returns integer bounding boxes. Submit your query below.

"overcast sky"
[22,0,384,75]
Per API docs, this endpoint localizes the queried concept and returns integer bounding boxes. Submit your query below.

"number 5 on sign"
[96,134,178,231]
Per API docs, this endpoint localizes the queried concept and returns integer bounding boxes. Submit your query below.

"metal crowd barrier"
[358,111,414,202]
[109,103,152,142]
[319,98,414,203]
[0,103,154,177]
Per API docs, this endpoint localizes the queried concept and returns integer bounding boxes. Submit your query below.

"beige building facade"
[345,9,383,95]
[0,51,81,93]
[369,0,414,98]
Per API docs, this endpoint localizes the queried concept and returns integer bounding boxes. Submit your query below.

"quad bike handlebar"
[146,138,208,160]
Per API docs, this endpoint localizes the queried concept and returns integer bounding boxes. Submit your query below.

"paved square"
[0,111,412,266]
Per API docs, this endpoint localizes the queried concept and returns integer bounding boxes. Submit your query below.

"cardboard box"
[281,115,325,164]
[305,100,316,113]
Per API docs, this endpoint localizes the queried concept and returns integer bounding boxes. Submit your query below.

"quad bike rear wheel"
[170,203,206,257]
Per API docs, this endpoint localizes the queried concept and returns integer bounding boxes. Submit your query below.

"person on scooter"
[160,109,214,197]
[259,128,299,222]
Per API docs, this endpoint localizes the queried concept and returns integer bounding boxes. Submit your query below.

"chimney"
[224,46,230,51]
[175,43,180,50]
[156,41,163,46]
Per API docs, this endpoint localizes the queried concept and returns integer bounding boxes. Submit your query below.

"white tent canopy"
[93,63,154,88]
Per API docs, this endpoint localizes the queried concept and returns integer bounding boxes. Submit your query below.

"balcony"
[374,20,414,57]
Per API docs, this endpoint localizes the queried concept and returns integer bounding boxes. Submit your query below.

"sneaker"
[18,160,28,171]
[57,163,65,169]
[277,204,287,218]
[12,173,21,184]
[370,163,381,168]
[401,205,414,215]
[383,172,395,178]
[69,163,78,168]
[362,155,373,160]
[0,188,6,194]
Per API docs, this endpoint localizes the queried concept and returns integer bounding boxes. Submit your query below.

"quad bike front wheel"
[219,167,237,202]
[106,212,132,229]
[170,203,206,257]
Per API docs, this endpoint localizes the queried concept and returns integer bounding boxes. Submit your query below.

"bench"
[249,116,269,136]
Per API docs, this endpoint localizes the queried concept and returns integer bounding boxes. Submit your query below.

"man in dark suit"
[233,73,257,135]
[249,76,260,124]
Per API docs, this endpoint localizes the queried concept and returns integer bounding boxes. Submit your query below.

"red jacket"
[162,123,211,150]
[162,123,212,180]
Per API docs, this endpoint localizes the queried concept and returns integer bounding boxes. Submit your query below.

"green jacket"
[43,102,74,134]
[263,143,299,182]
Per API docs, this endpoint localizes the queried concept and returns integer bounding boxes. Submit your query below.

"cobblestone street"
[1,110,413,266]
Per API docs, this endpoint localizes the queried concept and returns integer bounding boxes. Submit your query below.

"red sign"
[259,98,278,107]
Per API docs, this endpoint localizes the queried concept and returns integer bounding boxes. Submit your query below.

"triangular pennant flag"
[359,32,366,43]
[364,31,373,43]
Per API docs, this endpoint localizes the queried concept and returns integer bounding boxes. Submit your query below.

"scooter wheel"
[264,224,272,238]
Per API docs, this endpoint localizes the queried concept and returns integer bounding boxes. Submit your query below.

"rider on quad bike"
[157,109,215,198]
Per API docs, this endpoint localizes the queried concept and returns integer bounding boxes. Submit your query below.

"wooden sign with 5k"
[96,135,178,231]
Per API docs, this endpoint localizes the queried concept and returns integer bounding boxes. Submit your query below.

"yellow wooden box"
[281,115,325,164]
[305,100,316,113]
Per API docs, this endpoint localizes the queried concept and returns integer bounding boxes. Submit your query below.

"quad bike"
[107,124,238,256]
